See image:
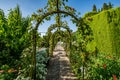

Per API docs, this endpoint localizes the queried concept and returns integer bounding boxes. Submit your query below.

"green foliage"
[88,53,120,80]
[47,21,71,56]
[33,0,80,27]
[0,65,10,71]
[0,5,32,67]
[14,76,32,80]
[12,47,32,80]
[102,3,108,11]
[36,49,49,80]
[15,48,49,80]
[40,35,49,48]
[101,2,113,11]
[70,18,93,79]
[83,12,98,18]
[70,7,120,80]
[87,7,120,55]
[0,72,16,80]
[76,19,93,52]
[0,65,17,80]
[70,42,92,79]
[70,44,120,80]
[108,2,113,9]
[70,45,82,79]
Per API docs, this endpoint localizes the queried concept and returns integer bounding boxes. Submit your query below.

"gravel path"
[46,43,77,80]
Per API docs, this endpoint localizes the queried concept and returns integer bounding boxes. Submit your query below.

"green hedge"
[86,7,120,55]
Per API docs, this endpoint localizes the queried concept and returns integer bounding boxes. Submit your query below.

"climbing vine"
[47,21,71,56]
[31,0,81,79]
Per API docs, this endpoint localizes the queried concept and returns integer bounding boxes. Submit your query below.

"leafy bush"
[0,5,32,67]
[14,76,32,80]
[70,50,120,80]
[14,48,49,80]
[70,18,94,79]
[88,53,120,80]
[36,48,49,80]
[0,65,17,80]
[70,41,120,80]
[14,47,33,80]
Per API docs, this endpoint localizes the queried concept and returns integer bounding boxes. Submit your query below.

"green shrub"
[0,65,17,80]
[36,49,49,80]
[88,53,120,80]
[14,48,49,80]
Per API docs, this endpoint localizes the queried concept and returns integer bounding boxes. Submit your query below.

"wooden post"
[31,29,36,79]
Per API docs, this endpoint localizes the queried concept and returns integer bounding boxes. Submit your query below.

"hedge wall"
[86,7,120,55]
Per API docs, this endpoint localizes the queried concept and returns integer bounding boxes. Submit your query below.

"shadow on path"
[46,44,77,80]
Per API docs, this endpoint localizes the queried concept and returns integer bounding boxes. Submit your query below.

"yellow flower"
[8,69,13,73]
[8,68,17,73]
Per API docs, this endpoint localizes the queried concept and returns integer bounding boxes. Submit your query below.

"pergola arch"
[31,0,81,79]
[34,10,79,30]
[47,23,71,34]
[52,30,71,49]
[47,23,71,56]
[52,30,71,53]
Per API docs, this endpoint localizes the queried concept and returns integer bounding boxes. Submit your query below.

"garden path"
[46,43,77,80]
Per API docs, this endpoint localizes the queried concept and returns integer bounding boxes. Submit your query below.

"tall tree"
[92,4,97,12]
[0,9,8,66]
[0,5,31,66]
[108,2,113,9]
[98,9,101,12]
[102,3,108,10]
[7,5,31,59]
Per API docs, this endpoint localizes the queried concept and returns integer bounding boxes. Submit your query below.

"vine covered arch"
[31,0,81,79]
[53,30,71,54]
[47,22,71,56]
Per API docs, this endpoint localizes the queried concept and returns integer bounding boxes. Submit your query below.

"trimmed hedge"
[86,7,120,55]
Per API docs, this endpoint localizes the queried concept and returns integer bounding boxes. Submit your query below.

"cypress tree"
[92,4,97,12]
[98,9,100,12]
[108,2,113,9]
[103,3,108,10]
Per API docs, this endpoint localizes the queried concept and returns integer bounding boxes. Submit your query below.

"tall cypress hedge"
[86,7,120,55]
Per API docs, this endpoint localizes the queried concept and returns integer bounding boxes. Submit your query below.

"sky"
[0,0,120,35]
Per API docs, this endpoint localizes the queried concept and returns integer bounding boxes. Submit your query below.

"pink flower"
[0,70,4,73]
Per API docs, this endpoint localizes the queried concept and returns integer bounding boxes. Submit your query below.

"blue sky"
[0,0,120,35]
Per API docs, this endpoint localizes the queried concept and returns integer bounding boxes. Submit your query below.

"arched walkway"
[46,42,77,80]
[31,0,81,79]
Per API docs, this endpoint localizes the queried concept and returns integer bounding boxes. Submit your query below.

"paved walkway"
[46,43,77,80]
